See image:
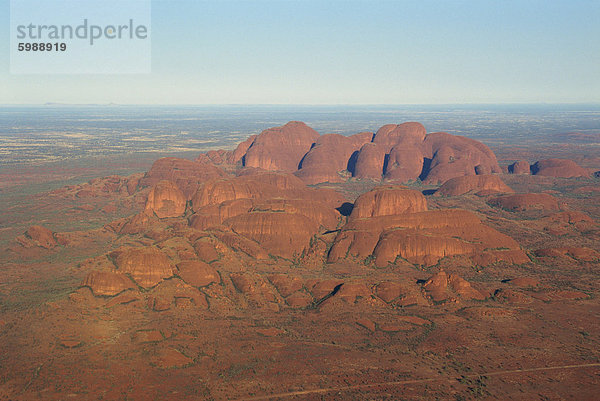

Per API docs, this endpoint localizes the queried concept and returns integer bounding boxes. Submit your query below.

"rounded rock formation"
[140,157,227,199]
[435,175,514,197]
[243,121,320,172]
[145,180,187,218]
[224,211,320,258]
[295,132,372,184]
[383,146,424,182]
[352,143,387,180]
[535,247,600,261]
[329,207,527,267]
[191,173,305,211]
[349,186,427,220]
[176,260,220,287]
[421,132,502,184]
[82,271,135,296]
[206,121,503,186]
[230,135,258,164]
[110,247,175,289]
[530,159,589,178]
[373,122,427,152]
[25,225,57,249]
[508,160,531,174]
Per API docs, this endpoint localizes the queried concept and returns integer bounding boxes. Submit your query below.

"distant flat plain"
[1,104,597,213]
[1,104,598,166]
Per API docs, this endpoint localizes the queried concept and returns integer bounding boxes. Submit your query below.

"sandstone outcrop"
[145,180,187,218]
[420,132,501,183]
[176,260,220,287]
[25,225,57,249]
[268,274,304,298]
[535,247,600,261]
[139,157,227,199]
[229,272,279,307]
[224,211,320,258]
[352,143,387,180]
[530,159,589,178]
[82,271,135,296]
[329,187,527,267]
[285,292,313,308]
[110,247,175,289]
[422,271,486,303]
[435,175,514,197]
[189,172,343,234]
[193,239,220,263]
[508,160,531,174]
[383,145,425,182]
[251,198,340,230]
[199,121,502,185]
[231,135,257,163]
[349,186,427,219]
[545,211,594,224]
[242,121,320,172]
[351,126,502,183]
[191,173,304,210]
[212,231,269,260]
[295,132,372,184]
[373,122,427,151]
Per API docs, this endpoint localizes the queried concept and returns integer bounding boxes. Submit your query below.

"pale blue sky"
[1,0,599,104]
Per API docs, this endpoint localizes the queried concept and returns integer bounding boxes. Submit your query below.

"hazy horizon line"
[2,102,600,107]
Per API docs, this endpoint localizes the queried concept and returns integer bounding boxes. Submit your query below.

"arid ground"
[1,116,600,400]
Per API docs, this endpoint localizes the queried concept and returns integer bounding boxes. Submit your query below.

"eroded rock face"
[349,186,427,219]
[202,121,502,185]
[435,175,514,197]
[545,211,593,225]
[25,225,57,249]
[145,180,186,218]
[352,126,502,184]
[193,240,220,263]
[213,231,269,259]
[352,143,387,180]
[140,157,227,199]
[176,260,220,287]
[422,271,486,303]
[329,193,527,267]
[295,132,372,184]
[268,274,304,298]
[251,198,340,230]
[110,247,175,289]
[531,159,589,178]
[231,135,258,164]
[420,133,501,184]
[229,272,279,307]
[535,247,600,261]
[508,160,531,174]
[373,122,427,152]
[243,121,320,172]
[488,193,560,211]
[82,271,135,296]
[70,120,532,314]
[191,173,305,211]
[225,211,320,258]
[383,146,425,182]
[189,172,343,235]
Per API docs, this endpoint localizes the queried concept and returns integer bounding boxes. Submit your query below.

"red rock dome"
[435,175,514,197]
